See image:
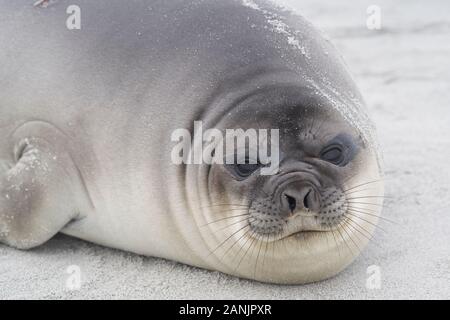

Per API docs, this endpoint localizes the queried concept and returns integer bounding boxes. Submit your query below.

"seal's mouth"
[288,229,330,240]
[278,222,344,242]
[249,212,335,241]
[250,227,331,242]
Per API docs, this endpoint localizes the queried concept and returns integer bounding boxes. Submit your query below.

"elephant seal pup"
[0,0,384,284]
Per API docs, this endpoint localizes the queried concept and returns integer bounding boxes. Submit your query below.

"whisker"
[325,224,332,254]
[261,233,270,271]
[253,234,264,278]
[343,179,384,193]
[221,225,251,259]
[341,171,360,186]
[231,229,253,263]
[346,195,392,201]
[210,208,249,213]
[347,201,387,208]
[347,205,384,214]
[330,228,341,258]
[343,218,381,249]
[208,223,252,257]
[271,231,277,264]
[347,207,398,225]
[340,220,366,258]
[335,223,355,256]
[202,204,249,209]
[234,233,257,272]
[344,188,380,196]
[200,212,249,227]
[343,220,372,259]
[215,217,252,232]
[345,212,387,233]
[344,217,383,249]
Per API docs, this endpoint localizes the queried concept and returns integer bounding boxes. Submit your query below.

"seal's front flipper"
[0,122,89,249]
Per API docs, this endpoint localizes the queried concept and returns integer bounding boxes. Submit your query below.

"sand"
[1,0,449,299]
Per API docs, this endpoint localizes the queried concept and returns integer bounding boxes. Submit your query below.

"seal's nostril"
[303,190,311,209]
[285,194,296,213]
[281,184,319,216]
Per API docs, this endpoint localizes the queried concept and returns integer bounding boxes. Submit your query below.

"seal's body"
[0,0,383,284]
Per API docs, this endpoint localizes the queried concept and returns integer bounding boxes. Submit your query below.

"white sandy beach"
[1,0,449,299]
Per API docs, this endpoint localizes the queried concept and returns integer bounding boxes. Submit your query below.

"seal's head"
[189,86,383,284]
[174,0,384,284]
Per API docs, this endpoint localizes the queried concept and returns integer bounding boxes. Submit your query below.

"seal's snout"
[280,182,320,217]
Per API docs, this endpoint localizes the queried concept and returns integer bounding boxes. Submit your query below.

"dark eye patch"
[320,133,358,167]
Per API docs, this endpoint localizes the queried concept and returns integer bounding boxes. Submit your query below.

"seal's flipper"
[0,122,88,249]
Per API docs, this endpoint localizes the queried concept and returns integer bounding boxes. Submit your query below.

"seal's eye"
[224,154,262,180]
[320,134,359,167]
[235,162,261,177]
[320,145,345,165]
